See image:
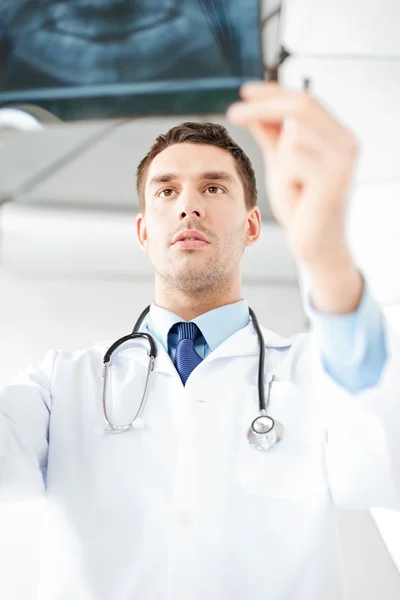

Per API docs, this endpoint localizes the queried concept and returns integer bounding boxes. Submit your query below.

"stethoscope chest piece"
[247,409,284,451]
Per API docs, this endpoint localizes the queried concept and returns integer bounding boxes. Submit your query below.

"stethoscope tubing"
[101,306,281,448]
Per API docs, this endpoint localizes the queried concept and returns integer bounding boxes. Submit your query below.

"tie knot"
[176,321,201,343]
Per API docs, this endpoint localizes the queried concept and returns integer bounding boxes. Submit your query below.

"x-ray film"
[0,0,263,120]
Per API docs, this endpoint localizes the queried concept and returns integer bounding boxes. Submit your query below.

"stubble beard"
[156,247,241,294]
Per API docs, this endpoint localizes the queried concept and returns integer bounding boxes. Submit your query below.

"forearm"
[308,255,364,314]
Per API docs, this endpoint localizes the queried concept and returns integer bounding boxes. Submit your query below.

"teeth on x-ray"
[0,0,257,86]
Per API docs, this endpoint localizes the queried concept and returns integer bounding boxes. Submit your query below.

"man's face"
[136,143,260,294]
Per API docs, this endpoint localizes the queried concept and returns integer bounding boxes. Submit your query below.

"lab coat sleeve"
[308,288,400,510]
[305,276,387,393]
[0,349,55,502]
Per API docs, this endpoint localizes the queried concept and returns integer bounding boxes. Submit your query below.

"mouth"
[172,239,210,249]
[171,229,210,249]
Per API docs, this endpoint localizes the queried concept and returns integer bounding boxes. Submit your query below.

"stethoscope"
[102,306,284,451]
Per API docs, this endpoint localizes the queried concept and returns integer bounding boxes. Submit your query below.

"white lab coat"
[1,314,400,600]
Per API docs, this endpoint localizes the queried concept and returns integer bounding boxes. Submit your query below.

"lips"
[172,230,209,245]
[171,229,210,249]
[173,239,209,249]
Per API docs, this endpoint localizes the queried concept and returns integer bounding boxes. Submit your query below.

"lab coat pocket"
[235,381,330,499]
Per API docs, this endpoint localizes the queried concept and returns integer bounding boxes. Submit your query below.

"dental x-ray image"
[0,0,263,120]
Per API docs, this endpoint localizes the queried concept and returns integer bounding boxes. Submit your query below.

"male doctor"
[1,81,400,600]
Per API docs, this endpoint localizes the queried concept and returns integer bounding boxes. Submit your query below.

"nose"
[177,198,205,222]
[179,208,202,220]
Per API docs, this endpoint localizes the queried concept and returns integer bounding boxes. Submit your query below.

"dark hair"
[136,122,257,213]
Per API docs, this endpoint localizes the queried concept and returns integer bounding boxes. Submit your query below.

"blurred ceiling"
[0,113,275,219]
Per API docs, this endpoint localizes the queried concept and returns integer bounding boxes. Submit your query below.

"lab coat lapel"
[116,334,177,377]
[202,319,293,363]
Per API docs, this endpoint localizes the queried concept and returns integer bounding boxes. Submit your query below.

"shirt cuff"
[305,276,388,392]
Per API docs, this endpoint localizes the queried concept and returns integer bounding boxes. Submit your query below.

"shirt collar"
[146,300,250,353]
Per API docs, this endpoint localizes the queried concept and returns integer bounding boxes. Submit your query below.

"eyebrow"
[147,171,237,187]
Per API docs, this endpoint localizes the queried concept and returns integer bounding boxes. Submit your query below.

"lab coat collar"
[94,317,293,377]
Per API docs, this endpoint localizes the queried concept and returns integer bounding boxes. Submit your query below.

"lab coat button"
[177,509,194,527]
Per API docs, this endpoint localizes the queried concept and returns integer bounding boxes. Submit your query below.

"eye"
[205,185,224,194]
[159,188,175,198]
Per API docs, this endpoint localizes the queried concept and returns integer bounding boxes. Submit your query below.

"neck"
[154,278,243,321]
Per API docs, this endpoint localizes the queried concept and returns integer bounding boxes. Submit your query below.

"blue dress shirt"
[305,279,387,393]
[146,283,387,393]
[146,300,250,363]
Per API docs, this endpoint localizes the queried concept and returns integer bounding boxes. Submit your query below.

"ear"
[244,207,261,247]
[136,213,148,251]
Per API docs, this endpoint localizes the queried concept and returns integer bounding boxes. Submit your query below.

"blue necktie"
[173,322,203,385]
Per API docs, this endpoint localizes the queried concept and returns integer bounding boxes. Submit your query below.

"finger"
[267,154,331,227]
[247,121,281,157]
[227,96,340,142]
[240,81,307,103]
[282,120,330,155]
[227,96,334,138]
[247,117,328,162]
[278,150,327,185]
[266,166,299,227]
[239,80,282,99]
